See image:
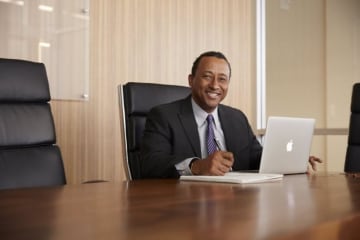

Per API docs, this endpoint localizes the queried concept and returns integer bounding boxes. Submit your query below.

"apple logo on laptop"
[286,139,294,152]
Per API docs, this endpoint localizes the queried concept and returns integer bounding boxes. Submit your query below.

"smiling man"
[140,51,263,178]
[141,51,321,178]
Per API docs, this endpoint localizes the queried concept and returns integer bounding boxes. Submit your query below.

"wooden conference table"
[1,173,360,240]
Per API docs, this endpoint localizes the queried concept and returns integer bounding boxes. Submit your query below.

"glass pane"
[265,0,326,125]
[0,0,89,100]
[261,0,360,172]
[265,0,360,129]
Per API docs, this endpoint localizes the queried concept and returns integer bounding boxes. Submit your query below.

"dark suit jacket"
[140,95,262,178]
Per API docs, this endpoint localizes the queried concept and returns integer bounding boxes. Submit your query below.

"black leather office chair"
[119,82,191,180]
[0,58,66,189]
[344,83,360,172]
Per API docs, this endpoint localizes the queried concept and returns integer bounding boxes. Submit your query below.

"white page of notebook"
[180,172,283,184]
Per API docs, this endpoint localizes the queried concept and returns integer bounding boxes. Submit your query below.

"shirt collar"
[191,98,220,128]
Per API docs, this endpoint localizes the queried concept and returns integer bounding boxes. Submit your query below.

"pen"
[214,138,232,172]
[214,138,224,151]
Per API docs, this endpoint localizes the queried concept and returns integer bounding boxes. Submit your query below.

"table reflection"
[256,175,315,239]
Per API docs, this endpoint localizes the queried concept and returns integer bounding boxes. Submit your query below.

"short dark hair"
[191,51,231,78]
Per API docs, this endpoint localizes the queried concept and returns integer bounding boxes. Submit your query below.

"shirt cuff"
[175,158,197,175]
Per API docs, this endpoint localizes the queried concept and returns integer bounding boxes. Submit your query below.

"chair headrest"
[123,82,191,114]
[0,58,50,102]
[352,83,360,113]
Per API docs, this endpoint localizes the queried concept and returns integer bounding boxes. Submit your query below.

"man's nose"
[209,78,220,88]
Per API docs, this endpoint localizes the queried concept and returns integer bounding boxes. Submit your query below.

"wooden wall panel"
[51,0,256,184]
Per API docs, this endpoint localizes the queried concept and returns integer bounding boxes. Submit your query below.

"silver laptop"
[258,116,315,174]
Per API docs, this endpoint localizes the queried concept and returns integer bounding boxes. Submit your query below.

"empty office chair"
[119,82,191,180]
[0,58,66,189]
[344,83,360,172]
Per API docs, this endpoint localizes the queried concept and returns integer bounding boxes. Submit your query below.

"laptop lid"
[259,116,315,174]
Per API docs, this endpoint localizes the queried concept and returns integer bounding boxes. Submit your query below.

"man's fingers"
[310,156,323,163]
[221,151,234,160]
[207,151,234,175]
[308,156,322,171]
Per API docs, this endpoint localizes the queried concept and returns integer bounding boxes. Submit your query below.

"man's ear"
[188,74,193,87]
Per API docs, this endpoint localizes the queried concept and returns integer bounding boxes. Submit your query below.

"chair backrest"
[344,83,360,172]
[119,82,191,180]
[0,58,66,189]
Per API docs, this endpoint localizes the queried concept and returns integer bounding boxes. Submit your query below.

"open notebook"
[180,172,283,184]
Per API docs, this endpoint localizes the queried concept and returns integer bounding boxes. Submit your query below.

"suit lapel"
[218,106,238,154]
[178,97,202,157]
[219,105,253,170]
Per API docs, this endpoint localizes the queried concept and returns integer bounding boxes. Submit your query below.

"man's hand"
[191,151,234,176]
[307,155,323,172]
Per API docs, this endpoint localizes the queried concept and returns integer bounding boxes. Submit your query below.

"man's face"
[188,56,230,113]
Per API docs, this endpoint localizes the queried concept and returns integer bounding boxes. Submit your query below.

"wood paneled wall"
[51,0,256,184]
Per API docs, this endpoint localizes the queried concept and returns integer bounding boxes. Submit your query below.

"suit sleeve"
[240,112,262,170]
[249,128,263,169]
[140,107,184,178]
[220,106,262,170]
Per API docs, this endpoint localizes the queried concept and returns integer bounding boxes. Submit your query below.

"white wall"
[266,0,360,172]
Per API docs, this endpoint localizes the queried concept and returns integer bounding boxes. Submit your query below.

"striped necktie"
[206,114,217,155]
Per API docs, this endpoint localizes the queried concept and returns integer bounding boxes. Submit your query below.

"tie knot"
[207,114,214,124]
